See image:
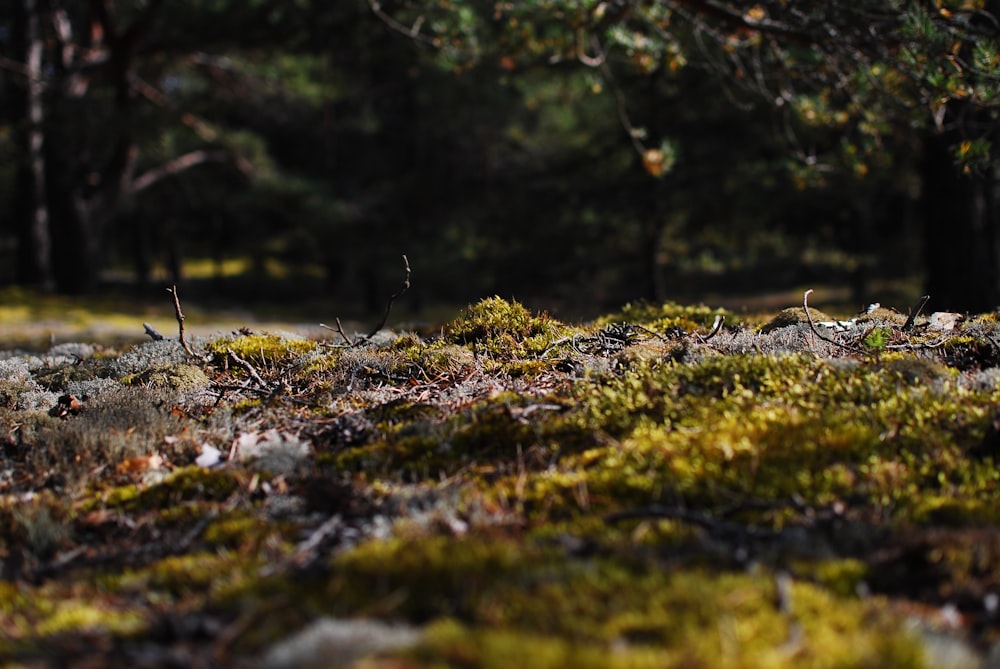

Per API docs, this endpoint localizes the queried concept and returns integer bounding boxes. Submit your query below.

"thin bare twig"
[319,318,354,346]
[367,254,411,339]
[143,322,164,341]
[902,295,931,331]
[169,285,200,359]
[132,149,233,193]
[226,348,269,389]
[322,255,412,348]
[698,314,726,342]
[803,290,866,355]
[367,0,437,46]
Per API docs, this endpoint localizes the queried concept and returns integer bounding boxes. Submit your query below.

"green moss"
[413,619,668,669]
[0,579,147,654]
[407,342,478,378]
[231,396,263,413]
[205,332,318,367]
[33,363,99,391]
[202,511,296,552]
[800,558,870,598]
[445,297,567,360]
[760,307,835,333]
[333,534,536,620]
[598,301,730,334]
[115,551,254,601]
[99,466,243,512]
[906,495,1000,526]
[10,298,1000,666]
[489,352,999,522]
[337,534,923,669]
[31,597,146,638]
[119,363,210,390]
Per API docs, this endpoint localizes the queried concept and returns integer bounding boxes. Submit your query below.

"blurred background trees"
[1,1,999,316]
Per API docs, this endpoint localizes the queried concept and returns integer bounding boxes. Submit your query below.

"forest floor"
[2,289,999,668]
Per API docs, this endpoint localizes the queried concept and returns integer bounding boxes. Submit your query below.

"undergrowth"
[1,296,999,667]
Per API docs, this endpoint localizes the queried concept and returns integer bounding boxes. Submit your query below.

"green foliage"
[864,326,891,351]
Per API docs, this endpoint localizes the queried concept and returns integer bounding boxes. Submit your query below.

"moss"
[231,396,263,413]
[115,551,255,601]
[882,356,953,384]
[99,466,243,512]
[412,619,668,669]
[202,511,296,552]
[33,363,99,391]
[338,534,924,669]
[0,583,147,646]
[332,534,536,620]
[490,352,999,523]
[445,297,567,360]
[26,385,182,491]
[11,298,1000,666]
[906,496,1000,526]
[205,332,318,368]
[799,558,870,598]
[857,306,910,325]
[597,301,730,335]
[119,363,210,391]
[30,597,146,638]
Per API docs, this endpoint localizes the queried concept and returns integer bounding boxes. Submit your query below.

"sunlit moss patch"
[445,297,571,360]
[205,332,318,368]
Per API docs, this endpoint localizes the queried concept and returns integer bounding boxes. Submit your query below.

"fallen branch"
[143,322,164,341]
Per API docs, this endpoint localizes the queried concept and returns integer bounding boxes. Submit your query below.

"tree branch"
[367,254,411,338]
[669,0,820,46]
[131,149,234,193]
[366,0,437,47]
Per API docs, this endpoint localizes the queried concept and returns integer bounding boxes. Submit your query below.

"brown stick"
[803,290,865,356]
[366,254,411,339]
[143,322,164,341]
[226,348,269,389]
[319,317,354,346]
[168,285,199,358]
[902,295,931,331]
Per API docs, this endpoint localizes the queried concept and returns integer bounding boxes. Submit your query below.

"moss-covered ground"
[2,295,1000,667]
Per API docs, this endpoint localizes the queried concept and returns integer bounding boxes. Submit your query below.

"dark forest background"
[3,1,1000,319]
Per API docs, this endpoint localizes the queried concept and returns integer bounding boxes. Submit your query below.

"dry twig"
[367,254,411,338]
[322,255,412,347]
[168,285,202,359]
[227,348,269,389]
[902,295,931,331]
[803,289,865,356]
[319,317,353,346]
[143,322,164,341]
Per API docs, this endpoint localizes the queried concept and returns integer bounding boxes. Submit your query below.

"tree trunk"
[11,0,54,289]
[921,132,1000,312]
